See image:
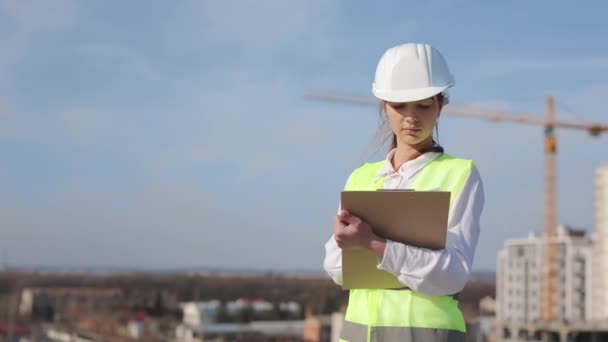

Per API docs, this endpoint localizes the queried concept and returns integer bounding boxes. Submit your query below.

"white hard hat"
[372,43,455,102]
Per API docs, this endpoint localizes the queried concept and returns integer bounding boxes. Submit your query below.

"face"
[385,96,441,147]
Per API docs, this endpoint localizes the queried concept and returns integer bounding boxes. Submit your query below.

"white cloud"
[66,43,163,82]
[0,106,108,147]
[166,0,339,54]
[0,0,77,31]
[0,0,79,108]
[198,1,336,46]
[0,0,78,71]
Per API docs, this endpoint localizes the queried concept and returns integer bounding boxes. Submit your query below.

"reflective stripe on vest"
[341,153,474,341]
[340,321,465,342]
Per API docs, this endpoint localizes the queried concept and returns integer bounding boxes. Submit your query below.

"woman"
[323,43,484,342]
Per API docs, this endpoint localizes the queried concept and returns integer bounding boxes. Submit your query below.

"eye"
[392,103,406,109]
[417,104,432,110]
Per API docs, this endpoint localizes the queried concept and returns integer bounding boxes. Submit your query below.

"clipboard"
[340,190,450,289]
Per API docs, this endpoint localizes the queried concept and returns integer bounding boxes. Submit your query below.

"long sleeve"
[324,233,343,285]
[377,166,484,295]
[323,174,354,286]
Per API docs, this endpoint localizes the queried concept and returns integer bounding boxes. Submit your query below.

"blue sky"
[1,0,607,272]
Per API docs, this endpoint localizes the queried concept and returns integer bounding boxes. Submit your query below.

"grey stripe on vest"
[341,321,465,342]
[372,326,465,342]
[341,320,367,341]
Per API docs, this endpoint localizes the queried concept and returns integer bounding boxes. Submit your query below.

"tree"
[216,302,231,323]
[149,290,165,317]
[235,304,254,323]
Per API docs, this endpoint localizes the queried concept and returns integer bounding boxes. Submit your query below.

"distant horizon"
[2,262,497,278]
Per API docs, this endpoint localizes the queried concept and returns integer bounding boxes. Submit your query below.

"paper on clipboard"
[340,189,450,289]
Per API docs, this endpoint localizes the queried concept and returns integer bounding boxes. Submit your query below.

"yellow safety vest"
[340,153,474,342]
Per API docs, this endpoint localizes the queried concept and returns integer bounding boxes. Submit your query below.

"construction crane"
[304,91,608,322]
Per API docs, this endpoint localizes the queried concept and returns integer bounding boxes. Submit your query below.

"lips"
[401,128,421,134]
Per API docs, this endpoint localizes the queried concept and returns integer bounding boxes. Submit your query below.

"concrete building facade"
[18,287,124,320]
[592,163,608,321]
[493,163,608,341]
[496,226,593,339]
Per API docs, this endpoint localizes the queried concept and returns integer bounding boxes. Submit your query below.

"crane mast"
[541,96,558,321]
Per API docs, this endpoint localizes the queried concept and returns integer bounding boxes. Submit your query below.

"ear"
[435,96,444,118]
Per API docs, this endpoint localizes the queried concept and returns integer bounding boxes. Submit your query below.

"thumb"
[338,209,350,220]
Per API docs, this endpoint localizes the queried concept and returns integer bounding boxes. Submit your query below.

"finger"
[333,215,344,226]
[345,213,361,225]
[338,209,350,220]
[333,216,346,234]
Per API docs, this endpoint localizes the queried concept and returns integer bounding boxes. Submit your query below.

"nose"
[398,107,419,122]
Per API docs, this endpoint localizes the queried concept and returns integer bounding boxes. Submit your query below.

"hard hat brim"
[372,85,451,103]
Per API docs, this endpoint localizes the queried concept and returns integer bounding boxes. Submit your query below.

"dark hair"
[376,93,447,152]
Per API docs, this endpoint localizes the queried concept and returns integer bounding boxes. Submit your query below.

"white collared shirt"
[323,149,484,295]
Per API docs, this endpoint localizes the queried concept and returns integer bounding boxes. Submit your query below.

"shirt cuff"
[376,239,406,274]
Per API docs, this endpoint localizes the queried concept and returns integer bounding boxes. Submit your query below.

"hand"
[333,210,386,257]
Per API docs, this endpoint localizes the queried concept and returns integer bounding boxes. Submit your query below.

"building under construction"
[495,163,608,342]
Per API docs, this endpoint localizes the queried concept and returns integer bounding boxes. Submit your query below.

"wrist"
[366,235,387,258]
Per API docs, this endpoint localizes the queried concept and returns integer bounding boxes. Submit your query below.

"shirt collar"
[374,146,443,181]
